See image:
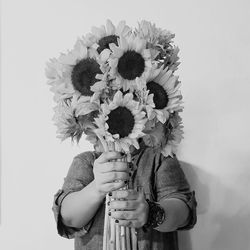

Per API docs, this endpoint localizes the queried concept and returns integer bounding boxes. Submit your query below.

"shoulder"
[155,153,188,185]
[158,154,180,169]
[67,151,100,173]
[63,151,99,188]
[142,147,180,170]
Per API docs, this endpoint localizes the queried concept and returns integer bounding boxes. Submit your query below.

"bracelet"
[143,199,166,229]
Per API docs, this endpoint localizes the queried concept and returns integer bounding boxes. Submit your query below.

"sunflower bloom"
[145,66,183,123]
[94,91,146,152]
[108,34,154,91]
[53,95,99,142]
[46,39,107,102]
[161,112,184,157]
[91,19,131,54]
[135,20,180,71]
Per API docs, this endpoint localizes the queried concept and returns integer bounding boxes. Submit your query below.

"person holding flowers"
[48,20,197,250]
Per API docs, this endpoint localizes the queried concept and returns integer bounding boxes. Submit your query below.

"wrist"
[89,180,106,202]
[143,199,166,230]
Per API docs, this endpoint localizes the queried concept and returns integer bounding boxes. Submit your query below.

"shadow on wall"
[177,162,250,250]
[211,208,250,250]
[178,162,211,250]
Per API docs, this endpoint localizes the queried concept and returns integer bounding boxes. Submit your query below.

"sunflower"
[47,20,184,156]
[46,57,75,102]
[94,91,146,152]
[144,66,183,124]
[53,95,99,142]
[161,112,184,157]
[141,112,183,157]
[142,120,165,148]
[161,46,180,72]
[108,34,153,91]
[53,97,83,142]
[135,20,173,46]
[91,19,131,54]
[135,20,180,71]
[46,38,107,102]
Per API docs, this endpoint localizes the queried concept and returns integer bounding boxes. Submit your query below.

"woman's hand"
[93,151,129,199]
[109,189,149,228]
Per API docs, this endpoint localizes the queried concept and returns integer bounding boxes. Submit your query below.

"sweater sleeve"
[52,151,97,239]
[155,156,197,230]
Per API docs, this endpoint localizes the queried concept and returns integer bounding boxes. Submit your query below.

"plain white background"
[1,0,250,249]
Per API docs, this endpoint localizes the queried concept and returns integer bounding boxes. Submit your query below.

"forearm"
[61,180,104,228]
[155,198,190,232]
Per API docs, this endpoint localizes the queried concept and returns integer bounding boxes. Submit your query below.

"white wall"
[1,0,250,249]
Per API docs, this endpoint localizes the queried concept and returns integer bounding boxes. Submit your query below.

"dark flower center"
[97,35,119,54]
[71,58,101,96]
[147,81,169,109]
[117,50,145,80]
[107,107,135,138]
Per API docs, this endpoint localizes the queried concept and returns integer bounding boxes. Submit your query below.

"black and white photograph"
[0,1,250,250]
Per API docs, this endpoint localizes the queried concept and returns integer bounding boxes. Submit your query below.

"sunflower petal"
[100,49,111,61]
[113,91,123,105]
[106,19,116,35]
[91,26,105,38]
[119,36,128,51]
[91,81,107,92]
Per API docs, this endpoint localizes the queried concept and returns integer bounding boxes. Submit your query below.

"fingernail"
[115,219,119,223]
[108,192,112,196]
[108,212,111,216]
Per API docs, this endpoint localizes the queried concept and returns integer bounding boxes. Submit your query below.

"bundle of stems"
[102,143,137,250]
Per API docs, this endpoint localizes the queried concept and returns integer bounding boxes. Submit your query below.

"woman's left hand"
[109,189,149,228]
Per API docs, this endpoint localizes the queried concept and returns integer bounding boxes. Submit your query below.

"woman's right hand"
[93,151,129,199]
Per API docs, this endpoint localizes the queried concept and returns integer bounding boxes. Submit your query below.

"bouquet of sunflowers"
[46,20,183,250]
